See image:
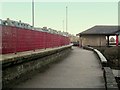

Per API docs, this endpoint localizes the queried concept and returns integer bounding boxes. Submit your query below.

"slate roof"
[79,25,120,35]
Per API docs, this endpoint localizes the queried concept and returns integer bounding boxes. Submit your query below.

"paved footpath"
[15,47,105,88]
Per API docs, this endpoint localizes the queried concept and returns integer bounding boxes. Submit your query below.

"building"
[78,25,120,47]
[68,34,79,43]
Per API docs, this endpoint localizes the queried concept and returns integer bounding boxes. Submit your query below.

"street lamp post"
[66,6,68,32]
[32,0,34,27]
[63,20,64,32]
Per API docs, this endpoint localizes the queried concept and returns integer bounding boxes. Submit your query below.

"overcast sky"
[0,0,119,35]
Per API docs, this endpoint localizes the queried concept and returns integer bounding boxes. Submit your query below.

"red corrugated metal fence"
[1,25,70,54]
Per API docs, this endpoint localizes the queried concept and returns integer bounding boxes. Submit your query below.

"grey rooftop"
[79,25,120,35]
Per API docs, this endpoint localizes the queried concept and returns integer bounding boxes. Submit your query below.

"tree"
[110,37,115,42]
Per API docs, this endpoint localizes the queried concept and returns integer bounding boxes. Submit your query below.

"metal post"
[116,34,119,46]
[32,0,34,27]
[100,35,101,47]
[107,35,109,46]
[80,35,82,47]
[66,6,68,32]
[63,20,64,32]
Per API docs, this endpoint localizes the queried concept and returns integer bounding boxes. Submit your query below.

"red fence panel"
[1,25,70,54]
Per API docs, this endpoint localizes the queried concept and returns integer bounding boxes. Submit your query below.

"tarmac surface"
[15,47,105,88]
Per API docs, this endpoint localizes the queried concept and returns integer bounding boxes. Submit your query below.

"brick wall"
[80,35,107,46]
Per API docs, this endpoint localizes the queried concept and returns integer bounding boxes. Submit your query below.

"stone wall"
[2,46,72,88]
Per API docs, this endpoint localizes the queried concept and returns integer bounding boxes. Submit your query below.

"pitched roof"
[79,25,120,35]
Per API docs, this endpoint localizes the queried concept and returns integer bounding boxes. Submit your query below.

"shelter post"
[116,34,119,46]
[107,35,110,46]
